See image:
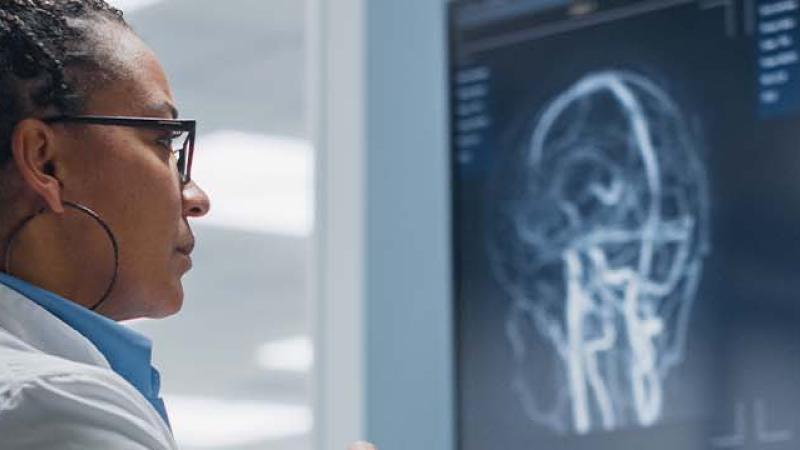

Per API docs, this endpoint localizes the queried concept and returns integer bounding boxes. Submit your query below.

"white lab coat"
[0,283,177,450]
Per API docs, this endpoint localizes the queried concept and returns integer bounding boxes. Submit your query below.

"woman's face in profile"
[54,27,210,320]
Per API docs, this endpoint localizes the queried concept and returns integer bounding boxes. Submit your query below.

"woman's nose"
[182,180,211,218]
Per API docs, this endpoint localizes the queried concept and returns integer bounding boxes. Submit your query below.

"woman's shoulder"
[0,286,176,449]
[0,342,175,450]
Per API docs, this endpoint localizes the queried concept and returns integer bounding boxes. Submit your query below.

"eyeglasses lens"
[174,131,191,183]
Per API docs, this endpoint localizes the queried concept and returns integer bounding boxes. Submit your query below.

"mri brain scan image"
[486,71,711,435]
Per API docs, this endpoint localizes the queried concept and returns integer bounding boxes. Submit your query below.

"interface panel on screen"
[450,0,800,449]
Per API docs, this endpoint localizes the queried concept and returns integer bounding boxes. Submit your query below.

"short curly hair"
[0,0,129,166]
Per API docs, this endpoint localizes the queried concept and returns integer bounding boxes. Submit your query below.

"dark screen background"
[451,1,800,449]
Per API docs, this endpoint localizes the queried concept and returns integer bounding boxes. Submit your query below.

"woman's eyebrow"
[143,101,179,119]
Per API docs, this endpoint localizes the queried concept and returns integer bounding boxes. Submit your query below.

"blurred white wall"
[123,2,313,450]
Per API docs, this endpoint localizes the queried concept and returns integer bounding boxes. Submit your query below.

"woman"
[0,2,375,449]
[0,1,208,449]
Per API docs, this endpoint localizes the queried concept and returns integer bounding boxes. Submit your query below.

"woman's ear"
[10,118,65,214]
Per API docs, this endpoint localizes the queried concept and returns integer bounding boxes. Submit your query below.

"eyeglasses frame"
[41,115,197,184]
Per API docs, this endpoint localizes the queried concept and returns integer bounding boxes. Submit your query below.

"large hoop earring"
[3,201,119,312]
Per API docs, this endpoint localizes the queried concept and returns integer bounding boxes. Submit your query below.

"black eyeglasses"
[42,115,196,184]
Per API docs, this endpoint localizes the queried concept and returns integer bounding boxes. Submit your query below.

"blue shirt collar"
[0,272,170,427]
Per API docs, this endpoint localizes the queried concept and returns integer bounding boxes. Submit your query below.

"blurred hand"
[349,442,376,450]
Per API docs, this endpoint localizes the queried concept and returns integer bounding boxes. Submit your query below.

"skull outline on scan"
[486,70,710,434]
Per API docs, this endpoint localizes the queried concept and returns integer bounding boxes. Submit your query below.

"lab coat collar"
[0,273,169,425]
[0,280,110,368]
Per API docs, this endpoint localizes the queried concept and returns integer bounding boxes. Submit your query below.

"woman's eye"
[156,137,172,149]
[156,131,182,152]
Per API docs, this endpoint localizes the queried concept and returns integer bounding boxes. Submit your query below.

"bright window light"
[192,130,313,236]
[255,336,314,373]
[166,395,312,448]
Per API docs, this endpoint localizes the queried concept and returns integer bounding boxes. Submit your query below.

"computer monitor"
[449,0,800,449]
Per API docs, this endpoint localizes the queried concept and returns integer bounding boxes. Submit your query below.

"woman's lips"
[176,250,193,272]
[176,239,195,256]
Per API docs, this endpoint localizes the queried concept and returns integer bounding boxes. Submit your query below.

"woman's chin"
[160,283,185,317]
[142,281,185,319]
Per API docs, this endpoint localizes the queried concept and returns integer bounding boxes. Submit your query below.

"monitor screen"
[449,0,800,449]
